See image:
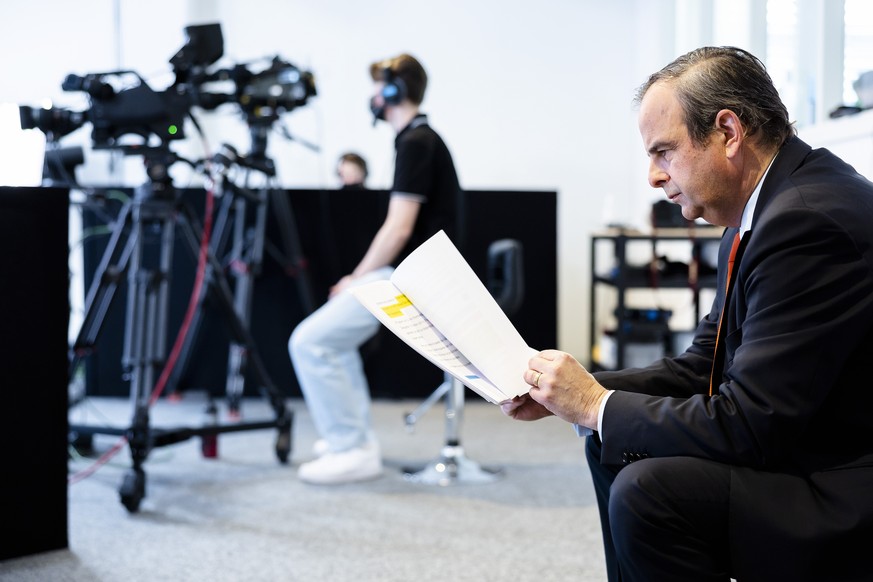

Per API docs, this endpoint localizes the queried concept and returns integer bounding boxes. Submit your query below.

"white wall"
[2,0,684,360]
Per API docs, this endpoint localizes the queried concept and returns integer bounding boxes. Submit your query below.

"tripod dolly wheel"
[119,467,146,513]
[275,424,292,464]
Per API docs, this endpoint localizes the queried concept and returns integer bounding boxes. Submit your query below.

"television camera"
[19,22,317,150]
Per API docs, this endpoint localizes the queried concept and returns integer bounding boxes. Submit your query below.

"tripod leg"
[269,188,316,314]
[225,192,261,416]
[123,208,175,404]
[118,196,177,512]
[163,190,238,397]
[176,206,287,410]
[164,189,261,410]
[70,202,137,396]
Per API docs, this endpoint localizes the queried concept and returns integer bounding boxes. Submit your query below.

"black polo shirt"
[391,113,463,266]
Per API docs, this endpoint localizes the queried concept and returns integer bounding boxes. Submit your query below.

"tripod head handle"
[211,143,276,177]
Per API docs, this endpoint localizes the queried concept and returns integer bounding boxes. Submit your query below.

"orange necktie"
[709,231,742,396]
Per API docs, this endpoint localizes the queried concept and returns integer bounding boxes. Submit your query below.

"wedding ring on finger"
[533,371,542,387]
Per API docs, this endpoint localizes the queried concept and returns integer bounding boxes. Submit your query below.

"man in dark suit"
[502,46,873,581]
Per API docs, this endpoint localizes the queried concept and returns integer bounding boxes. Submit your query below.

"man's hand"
[500,394,554,421]
[521,350,608,430]
[329,275,356,298]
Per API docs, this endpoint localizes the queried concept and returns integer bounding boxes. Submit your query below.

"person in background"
[289,53,462,485]
[336,152,368,189]
[502,46,873,581]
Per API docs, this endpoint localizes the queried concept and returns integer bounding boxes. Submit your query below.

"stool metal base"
[402,444,503,486]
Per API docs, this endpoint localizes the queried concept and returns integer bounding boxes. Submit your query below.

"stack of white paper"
[350,230,535,404]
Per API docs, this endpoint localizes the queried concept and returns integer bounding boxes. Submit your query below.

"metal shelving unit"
[589,227,724,370]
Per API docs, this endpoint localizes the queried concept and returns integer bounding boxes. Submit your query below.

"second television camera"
[19,22,317,150]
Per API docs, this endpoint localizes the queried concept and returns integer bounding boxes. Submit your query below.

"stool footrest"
[403,380,452,430]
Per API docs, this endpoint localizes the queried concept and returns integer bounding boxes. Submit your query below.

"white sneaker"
[298,442,383,485]
[312,439,329,457]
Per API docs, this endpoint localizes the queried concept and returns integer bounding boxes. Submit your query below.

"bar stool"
[402,239,525,485]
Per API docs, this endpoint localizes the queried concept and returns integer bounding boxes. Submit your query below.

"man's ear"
[715,109,743,158]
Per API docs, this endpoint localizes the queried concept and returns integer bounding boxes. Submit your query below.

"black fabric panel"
[80,188,556,400]
[0,186,69,559]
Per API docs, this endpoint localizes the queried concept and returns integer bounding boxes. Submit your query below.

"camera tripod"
[163,120,316,416]
[69,145,300,513]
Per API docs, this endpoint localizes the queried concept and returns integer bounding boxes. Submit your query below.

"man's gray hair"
[635,46,796,148]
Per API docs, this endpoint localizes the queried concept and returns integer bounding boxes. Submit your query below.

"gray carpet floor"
[0,393,607,581]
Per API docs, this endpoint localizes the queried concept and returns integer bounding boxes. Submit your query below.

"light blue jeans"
[288,267,393,454]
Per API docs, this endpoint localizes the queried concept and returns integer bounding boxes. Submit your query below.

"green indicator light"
[168,124,178,135]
